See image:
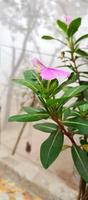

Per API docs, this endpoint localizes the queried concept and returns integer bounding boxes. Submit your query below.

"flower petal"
[32,58,71,80]
[32,58,46,73]
[41,68,58,80]
[32,58,45,68]
[56,68,70,77]
[41,67,70,80]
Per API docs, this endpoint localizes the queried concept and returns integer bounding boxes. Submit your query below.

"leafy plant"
[9,16,88,200]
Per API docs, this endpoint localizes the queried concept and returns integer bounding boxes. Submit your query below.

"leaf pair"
[57,17,81,38]
[42,18,88,50]
[42,18,81,39]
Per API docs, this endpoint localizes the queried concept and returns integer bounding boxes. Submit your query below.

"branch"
[52,115,76,145]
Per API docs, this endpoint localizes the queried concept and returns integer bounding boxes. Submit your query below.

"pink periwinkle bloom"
[32,58,70,80]
[65,15,73,25]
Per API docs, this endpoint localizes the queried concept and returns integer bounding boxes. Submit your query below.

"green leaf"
[76,49,88,57]
[78,103,88,114]
[46,99,59,107]
[8,113,49,122]
[58,73,78,92]
[24,70,37,81]
[33,122,57,133]
[42,35,54,40]
[47,97,69,109]
[64,117,88,135]
[23,106,46,114]
[83,89,88,101]
[47,85,88,109]
[62,108,80,120]
[71,145,88,183]
[49,79,59,96]
[63,85,88,98]
[67,18,81,37]
[75,34,88,44]
[13,79,39,93]
[40,130,64,168]
[72,100,87,109]
[42,79,59,98]
[56,20,67,33]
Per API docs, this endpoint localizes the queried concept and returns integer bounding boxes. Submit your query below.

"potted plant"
[9,16,88,200]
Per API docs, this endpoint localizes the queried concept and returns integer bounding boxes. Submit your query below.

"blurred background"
[0,0,88,191]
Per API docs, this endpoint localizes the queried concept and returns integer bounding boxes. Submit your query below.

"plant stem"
[52,115,76,145]
[77,178,86,200]
[56,38,67,45]
[71,51,81,83]
[47,80,51,91]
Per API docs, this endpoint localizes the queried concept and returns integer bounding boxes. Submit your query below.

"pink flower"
[65,15,73,25]
[32,58,70,80]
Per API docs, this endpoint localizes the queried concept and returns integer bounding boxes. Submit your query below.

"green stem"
[55,38,67,45]
[47,80,51,91]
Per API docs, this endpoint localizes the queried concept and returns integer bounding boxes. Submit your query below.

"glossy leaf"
[83,89,88,100]
[58,73,78,92]
[23,106,46,114]
[67,18,81,37]
[24,70,37,81]
[72,100,87,109]
[46,99,59,107]
[47,85,88,109]
[40,130,64,168]
[75,34,88,44]
[42,35,54,40]
[56,20,67,33]
[71,145,88,183]
[42,79,59,97]
[63,85,88,98]
[46,97,67,109]
[49,79,59,96]
[76,49,88,57]
[78,103,88,115]
[33,122,58,133]
[62,108,80,120]
[8,113,49,122]
[64,117,88,135]
[47,97,69,110]
[13,79,39,93]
